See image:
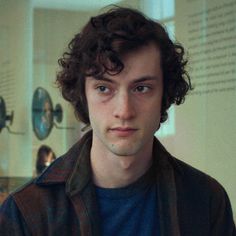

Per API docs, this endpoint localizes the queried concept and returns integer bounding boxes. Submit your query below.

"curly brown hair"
[56,6,192,125]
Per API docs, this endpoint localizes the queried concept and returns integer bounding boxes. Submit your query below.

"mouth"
[109,127,138,137]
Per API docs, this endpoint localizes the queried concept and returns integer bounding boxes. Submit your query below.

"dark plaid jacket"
[0,131,235,236]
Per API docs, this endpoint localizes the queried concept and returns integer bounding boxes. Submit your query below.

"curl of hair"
[56,6,192,124]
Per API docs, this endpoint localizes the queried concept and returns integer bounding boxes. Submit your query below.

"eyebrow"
[132,76,158,83]
[93,76,158,84]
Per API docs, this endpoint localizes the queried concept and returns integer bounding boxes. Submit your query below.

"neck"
[90,138,154,188]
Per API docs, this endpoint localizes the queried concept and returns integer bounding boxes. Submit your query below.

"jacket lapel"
[66,131,101,236]
[153,139,180,236]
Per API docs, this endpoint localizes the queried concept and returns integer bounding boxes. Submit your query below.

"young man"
[0,6,235,236]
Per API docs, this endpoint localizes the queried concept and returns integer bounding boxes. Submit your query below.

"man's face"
[85,42,163,157]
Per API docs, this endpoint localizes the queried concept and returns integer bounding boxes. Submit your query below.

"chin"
[108,143,142,157]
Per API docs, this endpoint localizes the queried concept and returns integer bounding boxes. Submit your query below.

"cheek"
[138,97,162,114]
[139,99,162,124]
[87,101,109,126]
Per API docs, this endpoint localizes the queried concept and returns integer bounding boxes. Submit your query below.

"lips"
[109,127,138,137]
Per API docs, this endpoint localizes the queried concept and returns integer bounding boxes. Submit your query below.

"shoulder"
[154,138,225,197]
[153,138,227,199]
[1,131,93,212]
[171,156,235,222]
[0,154,69,219]
[0,192,31,235]
[169,156,235,234]
[0,174,69,234]
[170,156,227,198]
[1,178,49,219]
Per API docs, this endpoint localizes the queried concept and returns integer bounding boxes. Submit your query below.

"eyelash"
[95,85,152,95]
[133,85,151,93]
[95,85,111,94]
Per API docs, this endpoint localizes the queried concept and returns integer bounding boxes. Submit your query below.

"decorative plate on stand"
[32,87,53,140]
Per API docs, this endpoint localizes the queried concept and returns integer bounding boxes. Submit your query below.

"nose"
[112,91,136,120]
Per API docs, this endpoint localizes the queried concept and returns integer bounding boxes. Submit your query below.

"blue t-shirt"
[95,167,159,236]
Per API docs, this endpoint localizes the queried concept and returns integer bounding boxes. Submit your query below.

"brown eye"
[134,86,150,93]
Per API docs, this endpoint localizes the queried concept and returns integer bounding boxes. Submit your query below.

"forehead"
[88,42,162,83]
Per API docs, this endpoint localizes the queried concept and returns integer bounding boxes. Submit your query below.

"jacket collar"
[153,139,181,236]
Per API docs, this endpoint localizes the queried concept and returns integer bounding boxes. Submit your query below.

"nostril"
[113,104,135,120]
[112,92,136,120]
